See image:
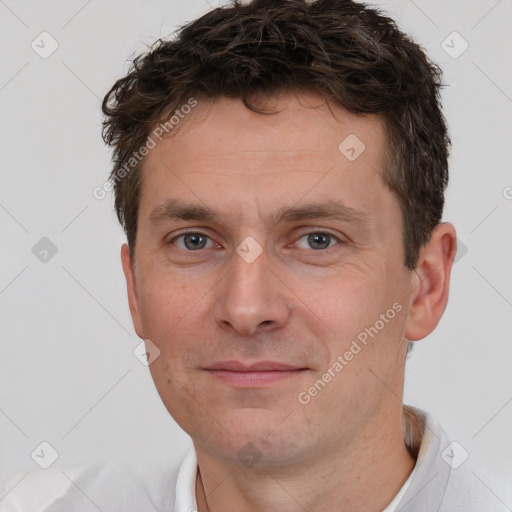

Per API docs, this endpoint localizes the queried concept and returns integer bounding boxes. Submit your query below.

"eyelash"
[168,230,344,252]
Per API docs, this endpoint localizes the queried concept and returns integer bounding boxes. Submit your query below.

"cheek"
[313,262,407,361]
[137,274,195,351]
[138,263,199,320]
[136,268,222,385]
[309,268,383,338]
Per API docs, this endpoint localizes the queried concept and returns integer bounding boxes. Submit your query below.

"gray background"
[1,0,511,495]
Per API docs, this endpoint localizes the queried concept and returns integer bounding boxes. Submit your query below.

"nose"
[212,241,291,336]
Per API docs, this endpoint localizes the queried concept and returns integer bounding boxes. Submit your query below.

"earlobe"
[405,223,457,342]
[121,243,144,339]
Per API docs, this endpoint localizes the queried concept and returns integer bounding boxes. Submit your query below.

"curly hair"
[102,0,450,269]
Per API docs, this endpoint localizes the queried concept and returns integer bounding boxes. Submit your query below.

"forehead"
[137,91,392,226]
[152,91,385,163]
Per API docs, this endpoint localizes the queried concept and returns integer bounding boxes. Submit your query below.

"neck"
[194,406,418,512]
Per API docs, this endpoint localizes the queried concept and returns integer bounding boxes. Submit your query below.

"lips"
[206,360,307,372]
[205,360,308,387]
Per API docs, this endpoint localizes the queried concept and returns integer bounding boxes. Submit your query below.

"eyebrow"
[148,198,372,229]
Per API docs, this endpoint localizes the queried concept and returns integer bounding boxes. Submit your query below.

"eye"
[294,232,342,250]
[170,232,217,251]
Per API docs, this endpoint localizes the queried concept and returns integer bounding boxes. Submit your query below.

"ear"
[405,223,457,341]
[121,243,144,339]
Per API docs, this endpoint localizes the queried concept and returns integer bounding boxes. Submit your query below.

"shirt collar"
[174,446,198,512]
[174,406,452,512]
[395,405,453,511]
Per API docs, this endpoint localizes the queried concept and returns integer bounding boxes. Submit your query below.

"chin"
[190,408,312,468]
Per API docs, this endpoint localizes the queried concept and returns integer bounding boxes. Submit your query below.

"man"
[100,0,510,509]
[1,0,509,511]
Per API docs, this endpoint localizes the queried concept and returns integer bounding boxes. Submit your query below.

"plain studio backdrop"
[1,0,511,493]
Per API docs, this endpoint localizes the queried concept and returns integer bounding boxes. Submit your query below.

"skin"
[121,91,457,512]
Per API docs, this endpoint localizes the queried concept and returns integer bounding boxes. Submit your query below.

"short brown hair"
[102,0,450,269]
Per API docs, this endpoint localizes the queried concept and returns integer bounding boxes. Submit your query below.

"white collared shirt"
[2,407,510,511]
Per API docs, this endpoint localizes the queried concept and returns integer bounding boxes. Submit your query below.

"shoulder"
[399,407,512,512]
[0,460,181,512]
[441,464,512,512]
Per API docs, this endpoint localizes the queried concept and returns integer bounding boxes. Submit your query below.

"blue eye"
[295,232,341,250]
[171,232,215,251]
[169,231,342,252]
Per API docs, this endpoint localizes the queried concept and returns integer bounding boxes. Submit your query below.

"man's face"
[123,92,415,466]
